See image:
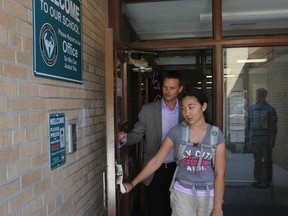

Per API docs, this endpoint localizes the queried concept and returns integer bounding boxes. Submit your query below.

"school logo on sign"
[40,23,58,66]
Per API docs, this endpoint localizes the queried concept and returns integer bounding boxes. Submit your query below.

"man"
[247,88,278,188]
[118,71,184,215]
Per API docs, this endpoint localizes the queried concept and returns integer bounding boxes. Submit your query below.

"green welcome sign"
[33,0,82,84]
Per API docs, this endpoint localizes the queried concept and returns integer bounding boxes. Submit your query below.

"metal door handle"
[116,162,126,193]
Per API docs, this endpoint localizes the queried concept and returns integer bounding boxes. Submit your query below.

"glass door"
[223,46,288,212]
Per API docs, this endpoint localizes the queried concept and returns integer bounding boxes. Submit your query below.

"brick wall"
[269,55,288,170]
[0,0,108,215]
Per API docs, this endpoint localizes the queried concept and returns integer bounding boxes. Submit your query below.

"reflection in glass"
[223,46,288,210]
[246,88,278,188]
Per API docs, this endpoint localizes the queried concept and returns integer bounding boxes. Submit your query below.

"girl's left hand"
[210,208,223,216]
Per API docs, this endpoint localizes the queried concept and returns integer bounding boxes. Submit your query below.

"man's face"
[162,78,183,103]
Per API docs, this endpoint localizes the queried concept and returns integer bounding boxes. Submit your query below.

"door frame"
[105,28,116,215]
[105,27,130,216]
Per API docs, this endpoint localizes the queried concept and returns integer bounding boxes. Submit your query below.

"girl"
[124,88,226,216]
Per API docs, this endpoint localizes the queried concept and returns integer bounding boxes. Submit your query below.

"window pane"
[223,47,288,210]
[122,0,212,42]
[223,0,288,37]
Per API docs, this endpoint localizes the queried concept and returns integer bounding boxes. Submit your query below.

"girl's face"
[181,96,207,125]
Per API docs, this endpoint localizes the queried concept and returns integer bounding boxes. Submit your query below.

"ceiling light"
[236,59,267,63]
[224,75,236,78]
[132,67,153,73]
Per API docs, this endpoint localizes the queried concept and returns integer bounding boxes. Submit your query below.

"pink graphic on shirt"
[181,151,210,174]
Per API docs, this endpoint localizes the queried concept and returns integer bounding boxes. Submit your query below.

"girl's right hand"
[123,182,134,193]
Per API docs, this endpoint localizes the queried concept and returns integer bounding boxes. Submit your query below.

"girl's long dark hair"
[182,88,212,124]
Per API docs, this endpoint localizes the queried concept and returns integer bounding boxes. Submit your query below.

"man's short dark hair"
[162,71,184,87]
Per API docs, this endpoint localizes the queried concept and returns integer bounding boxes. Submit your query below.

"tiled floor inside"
[224,150,288,215]
[223,184,288,216]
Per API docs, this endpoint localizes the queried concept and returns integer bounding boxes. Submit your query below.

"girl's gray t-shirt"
[167,123,225,189]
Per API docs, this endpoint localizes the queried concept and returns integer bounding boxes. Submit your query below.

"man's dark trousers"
[145,162,176,216]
